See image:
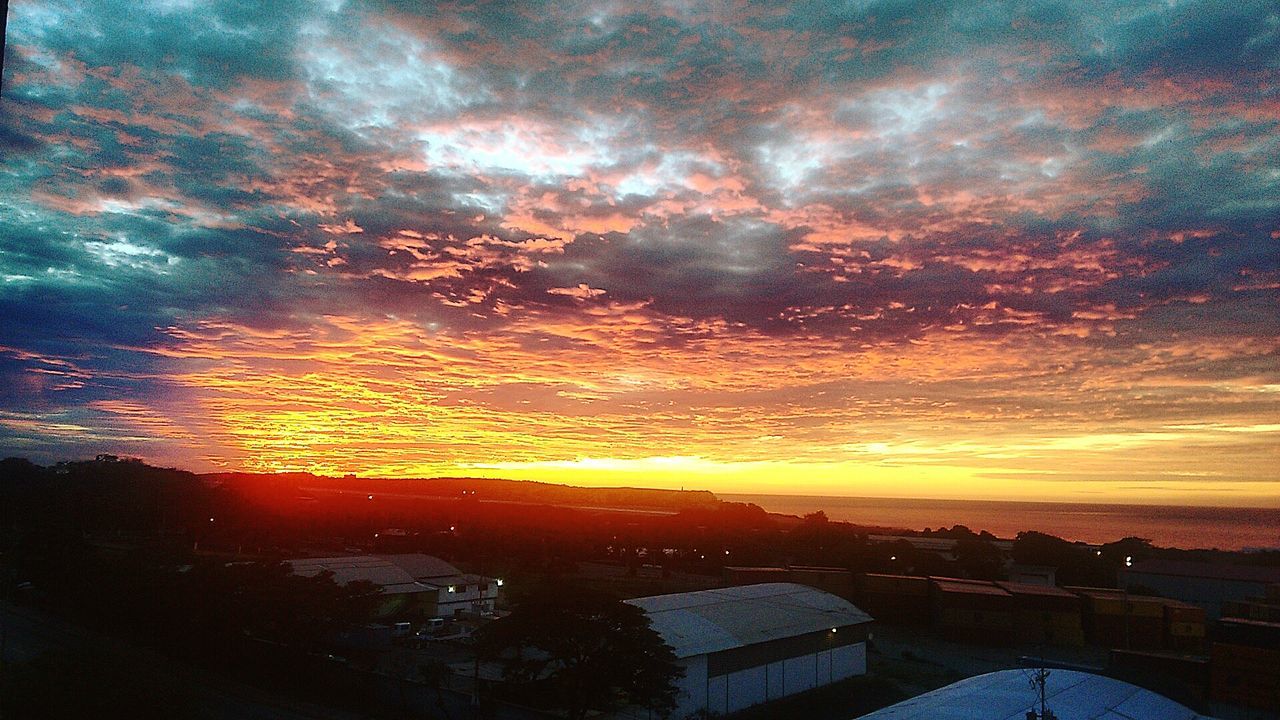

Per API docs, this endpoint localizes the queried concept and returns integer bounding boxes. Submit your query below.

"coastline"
[722,493,1280,551]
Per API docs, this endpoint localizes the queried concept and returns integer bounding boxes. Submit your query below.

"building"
[625,583,873,718]
[1121,559,1280,619]
[723,566,792,586]
[866,534,1014,561]
[287,553,499,621]
[854,668,1215,720]
[1009,564,1057,586]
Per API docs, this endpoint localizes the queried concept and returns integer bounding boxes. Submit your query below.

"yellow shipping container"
[1168,621,1206,638]
[1128,598,1166,618]
[1089,597,1127,615]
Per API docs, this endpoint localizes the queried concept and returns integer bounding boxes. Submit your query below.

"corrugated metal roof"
[995,581,1078,598]
[931,577,1012,597]
[853,669,1216,720]
[625,583,872,659]
[287,555,438,595]
[383,553,464,581]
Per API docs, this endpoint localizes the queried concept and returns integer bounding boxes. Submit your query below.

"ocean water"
[718,493,1280,551]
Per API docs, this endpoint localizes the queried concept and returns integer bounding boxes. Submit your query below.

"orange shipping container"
[860,573,929,596]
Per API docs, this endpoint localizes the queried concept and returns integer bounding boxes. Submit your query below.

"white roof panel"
[853,669,1215,720]
[384,554,464,580]
[287,555,438,595]
[626,583,872,658]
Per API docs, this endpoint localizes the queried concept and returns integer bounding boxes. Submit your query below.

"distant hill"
[202,471,720,513]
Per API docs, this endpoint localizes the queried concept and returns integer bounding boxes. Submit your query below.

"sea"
[718,493,1280,551]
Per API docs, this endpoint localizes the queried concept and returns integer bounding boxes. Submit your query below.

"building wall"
[671,641,867,718]
[1122,571,1269,620]
[833,642,867,680]
[432,581,499,617]
[670,655,707,720]
[372,591,438,621]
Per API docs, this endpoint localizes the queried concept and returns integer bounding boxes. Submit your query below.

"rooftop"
[853,669,1215,720]
[1125,559,1280,584]
[625,582,872,659]
[930,577,1012,597]
[288,555,430,595]
[286,554,475,594]
[995,580,1078,598]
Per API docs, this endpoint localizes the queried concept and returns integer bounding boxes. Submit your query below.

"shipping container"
[1210,641,1280,712]
[859,573,929,596]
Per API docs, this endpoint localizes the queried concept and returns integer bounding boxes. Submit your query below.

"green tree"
[476,584,682,720]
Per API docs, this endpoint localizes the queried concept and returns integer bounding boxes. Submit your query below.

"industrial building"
[287,553,498,620]
[625,583,873,718]
[1120,559,1280,619]
[854,668,1215,720]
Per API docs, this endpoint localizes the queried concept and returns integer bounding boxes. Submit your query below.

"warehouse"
[1121,559,1280,619]
[854,668,1214,720]
[287,553,499,620]
[625,583,873,718]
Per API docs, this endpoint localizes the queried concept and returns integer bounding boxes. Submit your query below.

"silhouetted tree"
[477,584,682,720]
[1012,531,1109,586]
[953,536,1005,580]
[0,648,198,720]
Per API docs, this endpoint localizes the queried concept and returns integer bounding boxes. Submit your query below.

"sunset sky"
[1,1,1277,505]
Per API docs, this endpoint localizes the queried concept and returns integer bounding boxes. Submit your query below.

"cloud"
[0,0,1277,500]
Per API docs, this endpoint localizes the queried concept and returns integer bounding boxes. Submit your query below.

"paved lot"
[867,623,1109,697]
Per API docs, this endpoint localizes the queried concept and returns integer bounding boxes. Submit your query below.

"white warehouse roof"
[625,582,873,659]
[287,555,432,595]
[286,554,476,595]
[854,669,1215,720]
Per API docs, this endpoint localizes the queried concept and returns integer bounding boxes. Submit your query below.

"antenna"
[1025,664,1055,720]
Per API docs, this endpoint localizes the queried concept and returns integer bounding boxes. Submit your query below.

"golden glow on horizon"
[52,311,1274,508]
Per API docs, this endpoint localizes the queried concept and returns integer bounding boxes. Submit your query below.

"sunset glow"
[2,2,1277,505]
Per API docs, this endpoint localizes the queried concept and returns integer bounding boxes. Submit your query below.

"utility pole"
[1026,665,1055,720]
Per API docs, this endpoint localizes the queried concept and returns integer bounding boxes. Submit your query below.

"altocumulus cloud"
[0,0,1277,501]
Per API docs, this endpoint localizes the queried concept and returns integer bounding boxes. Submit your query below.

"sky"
[1,1,1278,505]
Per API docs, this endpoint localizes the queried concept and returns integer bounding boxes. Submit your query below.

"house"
[624,583,873,718]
